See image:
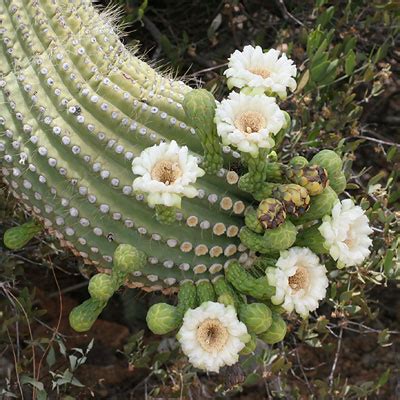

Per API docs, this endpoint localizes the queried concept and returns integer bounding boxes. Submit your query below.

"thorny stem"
[328,327,343,390]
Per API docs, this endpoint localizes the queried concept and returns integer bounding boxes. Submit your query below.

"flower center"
[248,67,271,79]
[235,111,266,134]
[288,266,310,292]
[344,227,357,248]
[151,159,182,185]
[196,318,229,353]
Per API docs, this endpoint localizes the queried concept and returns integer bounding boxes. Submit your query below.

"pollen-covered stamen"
[197,318,229,352]
[151,159,182,185]
[235,111,266,134]
[248,67,271,79]
[344,227,357,248]
[288,266,310,292]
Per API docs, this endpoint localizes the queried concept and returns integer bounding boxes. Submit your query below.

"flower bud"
[273,184,311,217]
[258,313,287,344]
[257,198,286,229]
[146,303,180,335]
[88,274,115,301]
[113,244,146,273]
[286,165,329,196]
[239,303,272,334]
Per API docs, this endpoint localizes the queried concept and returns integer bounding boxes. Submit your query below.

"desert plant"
[0,0,396,379]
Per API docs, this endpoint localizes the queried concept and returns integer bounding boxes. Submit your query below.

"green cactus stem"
[0,0,252,292]
[88,273,115,301]
[3,220,42,250]
[225,261,275,300]
[182,89,223,174]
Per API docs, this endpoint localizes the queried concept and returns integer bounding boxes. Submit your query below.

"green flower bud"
[258,313,287,344]
[69,299,107,332]
[196,280,216,303]
[273,184,311,217]
[146,303,180,335]
[245,207,264,233]
[240,333,257,355]
[4,220,42,250]
[218,293,235,307]
[155,204,176,224]
[113,244,146,274]
[257,198,287,229]
[286,165,329,196]
[88,274,115,301]
[290,156,308,169]
[239,303,272,334]
[310,150,346,194]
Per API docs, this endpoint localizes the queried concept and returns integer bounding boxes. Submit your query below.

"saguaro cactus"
[1,1,364,369]
[0,0,250,291]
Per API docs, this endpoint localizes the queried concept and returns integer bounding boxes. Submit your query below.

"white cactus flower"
[224,45,297,99]
[132,140,204,208]
[177,301,249,373]
[318,199,373,267]
[215,92,286,156]
[266,247,329,317]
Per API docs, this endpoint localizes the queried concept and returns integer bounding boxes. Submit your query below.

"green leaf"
[377,368,391,387]
[383,249,394,276]
[296,69,309,93]
[344,37,357,54]
[20,375,44,391]
[316,6,336,28]
[345,50,357,75]
[46,346,56,368]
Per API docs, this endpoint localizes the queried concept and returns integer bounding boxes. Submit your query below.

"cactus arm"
[0,0,255,290]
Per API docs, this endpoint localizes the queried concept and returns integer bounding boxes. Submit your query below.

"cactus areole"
[1,0,373,371]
